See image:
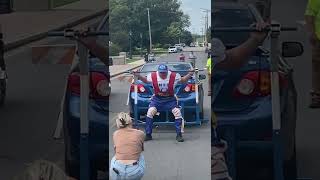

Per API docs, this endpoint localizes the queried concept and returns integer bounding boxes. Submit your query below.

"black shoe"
[176,133,184,142]
[145,134,153,141]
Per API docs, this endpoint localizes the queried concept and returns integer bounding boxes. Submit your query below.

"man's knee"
[147,107,157,118]
[172,108,182,119]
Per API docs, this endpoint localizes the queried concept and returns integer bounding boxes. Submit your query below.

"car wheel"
[0,79,6,107]
[282,82,297,179]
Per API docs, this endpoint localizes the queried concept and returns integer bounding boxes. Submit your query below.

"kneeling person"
[136,64,193,142]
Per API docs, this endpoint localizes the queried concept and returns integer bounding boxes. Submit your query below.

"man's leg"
[145,106,157,141]
[172,107,184,142]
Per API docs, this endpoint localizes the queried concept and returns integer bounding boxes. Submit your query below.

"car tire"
[282,80,297,179]
[0,79,6,107]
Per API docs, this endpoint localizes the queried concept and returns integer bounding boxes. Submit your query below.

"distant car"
[148,53,156,62]
[63,13,109,179]
[174,44,183,52]
[190,43,195,47]
[179,53,185,62]
[168,46,178,53]
[181,43,186,47]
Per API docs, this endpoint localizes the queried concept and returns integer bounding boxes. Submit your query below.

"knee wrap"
[172,108,182,119]
[147,107,157,118]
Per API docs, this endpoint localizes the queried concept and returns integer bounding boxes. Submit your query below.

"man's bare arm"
[136,73,151,84]
[215,37,262,69]
[215,23,268,70]
[179,72,193,83]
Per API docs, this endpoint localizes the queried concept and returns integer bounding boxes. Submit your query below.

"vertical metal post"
[133,74,139,125]
[78,41,90,180]
[0,24,5,72]
[0,24,6,82]
[270,24,284,180]
[140,33,143,57]
[195,69,199,104]
[147,8,152,53]
[129,30,132,59]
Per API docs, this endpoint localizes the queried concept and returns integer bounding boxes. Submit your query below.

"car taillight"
[67,72,109,99]
[130,84,147,93]
[233,71,288,97]
[184,84,196,92]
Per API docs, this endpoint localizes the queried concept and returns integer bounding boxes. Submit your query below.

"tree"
[180,30,193,45]
[110,0,190,52]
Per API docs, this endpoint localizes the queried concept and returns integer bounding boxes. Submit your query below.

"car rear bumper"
[215,96,273,139]
[129,93,200,121]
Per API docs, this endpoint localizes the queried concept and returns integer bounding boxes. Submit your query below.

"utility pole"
[201,8,210,44]
[147,8,152,53]
[129,30,132,59]
[140,33,143,57]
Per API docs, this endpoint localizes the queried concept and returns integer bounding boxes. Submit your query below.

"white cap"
[211,38,226,63]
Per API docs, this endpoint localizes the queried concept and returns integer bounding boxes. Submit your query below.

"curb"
[4,9,108,52]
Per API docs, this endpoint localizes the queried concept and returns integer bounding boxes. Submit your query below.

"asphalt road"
[0,16,104,179]
[108,47,211,180]
[271,0,320,179]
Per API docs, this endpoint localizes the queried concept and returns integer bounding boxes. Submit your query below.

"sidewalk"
[0,0,107,51]
[110,59,145,77]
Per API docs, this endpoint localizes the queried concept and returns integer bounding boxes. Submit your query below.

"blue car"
[63,14,110,179]
[129,62,206,125]
[213,2,302,179]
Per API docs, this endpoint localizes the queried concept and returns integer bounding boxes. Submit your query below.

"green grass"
[126,57,142,64]
[52,0,79,7]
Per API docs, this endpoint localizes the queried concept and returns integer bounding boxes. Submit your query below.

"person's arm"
[215,23,268,70]
[179,72,193,83]
[136,72,152,84]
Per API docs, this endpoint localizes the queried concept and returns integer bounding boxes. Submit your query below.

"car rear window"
[140,63,192,76]
[213,7,256,47]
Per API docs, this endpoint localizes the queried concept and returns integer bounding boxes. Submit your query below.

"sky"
[179,0,211,35]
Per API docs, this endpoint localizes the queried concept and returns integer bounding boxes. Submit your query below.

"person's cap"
[158,64,168,73]
[211,38,226,62]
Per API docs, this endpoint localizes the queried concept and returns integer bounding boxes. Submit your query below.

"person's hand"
[309,33,319,46]
[250,22,269,44]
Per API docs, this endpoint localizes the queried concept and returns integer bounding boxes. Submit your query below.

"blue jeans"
[110,155,145,180]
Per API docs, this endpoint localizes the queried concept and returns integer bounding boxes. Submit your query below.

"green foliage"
[110,0,191,51]
[110,43,122,56]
